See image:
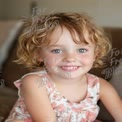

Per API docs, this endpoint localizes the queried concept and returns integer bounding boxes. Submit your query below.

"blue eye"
[51,49,62,54]
[78,48,87,53]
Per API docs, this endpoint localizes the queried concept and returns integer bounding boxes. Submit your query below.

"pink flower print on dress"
[88,77,98,88]
[81,118,88,122]
[56,104,66,112]
[45,78,53,88]
[86,111,96,121]
[53,94,57,99]
[25,118,33,122]
[64,113,71,122]
[14,80,21,88]
[6,72,100,122]
[72,107,83,113]
[51,102,57,108]
[86,97,94,103]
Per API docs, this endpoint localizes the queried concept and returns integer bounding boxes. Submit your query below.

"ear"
[37,56,43,63]
[94,52,98,59]
[35,47,44,62]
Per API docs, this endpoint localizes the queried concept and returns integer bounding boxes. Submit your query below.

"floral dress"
[5,70,100,122]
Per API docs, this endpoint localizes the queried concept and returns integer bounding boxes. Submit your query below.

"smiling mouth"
[60,66,80,72]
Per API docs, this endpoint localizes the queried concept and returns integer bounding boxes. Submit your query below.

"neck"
[48,73,87,87]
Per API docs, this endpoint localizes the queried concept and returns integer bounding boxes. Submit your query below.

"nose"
[63,52,76,62]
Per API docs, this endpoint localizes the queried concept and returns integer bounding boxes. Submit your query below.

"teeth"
[61,66,78,70]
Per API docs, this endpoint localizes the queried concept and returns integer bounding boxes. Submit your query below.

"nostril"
[63,56,76,62]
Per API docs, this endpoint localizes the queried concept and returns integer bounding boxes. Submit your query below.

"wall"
[34,0,122,27]
[0,0,4,19]
[2,0,32,20]
[1,0,122,27]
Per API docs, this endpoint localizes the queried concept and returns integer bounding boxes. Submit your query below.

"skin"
[13,26,122,122]
[40,26,96,86]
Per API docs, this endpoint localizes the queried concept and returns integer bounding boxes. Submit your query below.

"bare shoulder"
[20,73,48,105]
[21,73,43,84]
[21,73,45,92]
[99,77,122,121]
[99,77,115,96]
[99,77,111,86]
[20,73,56,121]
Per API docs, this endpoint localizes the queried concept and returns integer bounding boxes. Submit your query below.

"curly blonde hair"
[16,12,111,69]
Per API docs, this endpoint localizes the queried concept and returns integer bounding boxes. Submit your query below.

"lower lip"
[60,66,80,72]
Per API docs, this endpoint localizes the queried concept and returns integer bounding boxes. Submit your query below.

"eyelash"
[78,48,88,53]
[51,49,62,54]
[50,48,88,54]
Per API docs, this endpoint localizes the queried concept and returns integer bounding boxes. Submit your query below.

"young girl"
[5,12,122,122]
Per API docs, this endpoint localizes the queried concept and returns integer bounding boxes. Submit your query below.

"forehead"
[48,26,76,44]
[47,25,94,46]
[48,26,63,44]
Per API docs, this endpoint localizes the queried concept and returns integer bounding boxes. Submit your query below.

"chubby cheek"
[79,55,95,65]
[43,56,62,73]
[43,55,61,67]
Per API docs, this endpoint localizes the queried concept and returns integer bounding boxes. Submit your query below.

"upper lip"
[60,65,80,67]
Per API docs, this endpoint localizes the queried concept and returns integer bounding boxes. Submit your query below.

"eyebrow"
[47,45,64,48]
[47,44,92,48]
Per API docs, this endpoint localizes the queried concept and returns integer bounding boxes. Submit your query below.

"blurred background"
[0,0,122,26]
[0,0,122,122]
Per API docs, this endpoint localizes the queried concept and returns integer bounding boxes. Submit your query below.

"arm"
[21,74,56,122]
[99,78,122,122]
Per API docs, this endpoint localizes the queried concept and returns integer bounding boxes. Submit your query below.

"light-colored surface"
[0,21,18,46]
[0,0,122,27]
[0,20,23,69]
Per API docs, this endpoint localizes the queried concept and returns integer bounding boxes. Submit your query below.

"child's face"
[39,26,96,80]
